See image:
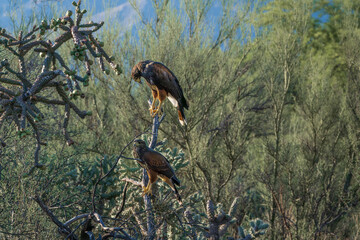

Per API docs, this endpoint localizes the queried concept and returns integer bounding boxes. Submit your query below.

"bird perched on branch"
[133,139,182,203]
[131,60,189,125]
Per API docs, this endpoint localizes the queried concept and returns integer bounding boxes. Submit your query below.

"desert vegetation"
[0,0,359,239]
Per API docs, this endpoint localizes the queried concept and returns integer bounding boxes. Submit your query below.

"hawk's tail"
[171,178,182,204]
[178,107,187,126]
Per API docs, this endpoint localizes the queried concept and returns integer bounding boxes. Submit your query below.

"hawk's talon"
[151,108,163,118]
[142,184,153,196]
[146,189,153,196]
[151,109,159,117]
[142,189,153,197]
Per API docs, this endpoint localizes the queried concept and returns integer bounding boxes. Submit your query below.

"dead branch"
[33,195,77,239]
[0,0,122,166]
[115,182,129,219]
[121,178,142,187]
[35,196,136,239]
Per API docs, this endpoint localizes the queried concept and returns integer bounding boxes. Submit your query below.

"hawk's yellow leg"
[149,98,157,115]
[142,170,157,196]
[151,101,163,117]
[142,182,153,196]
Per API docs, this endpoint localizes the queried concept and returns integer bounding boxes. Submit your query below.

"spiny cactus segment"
[0,0,122,166]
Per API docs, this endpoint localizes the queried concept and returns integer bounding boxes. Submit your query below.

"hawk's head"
[131,64,142,83]
[133,139,147,148]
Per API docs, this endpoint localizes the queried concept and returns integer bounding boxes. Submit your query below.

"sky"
[0,0,154,32]
[0,0,223,34]
[0,0,329,42]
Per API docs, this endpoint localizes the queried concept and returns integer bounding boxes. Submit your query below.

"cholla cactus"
[234,219,269,240]
[0,0,122,167]
[203,198,239,239]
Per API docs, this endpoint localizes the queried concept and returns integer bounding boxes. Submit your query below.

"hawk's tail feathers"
[171,178,182,203]
[171,176,180,186]
[178,108,187,126]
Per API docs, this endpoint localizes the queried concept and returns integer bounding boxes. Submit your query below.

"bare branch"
[115,182,129,219]
[121,178,142,187]
[33,196,77,239]
[64,214,90,226]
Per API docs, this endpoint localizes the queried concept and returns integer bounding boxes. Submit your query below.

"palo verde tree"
[249,0,360,239]
[252,0,312,238]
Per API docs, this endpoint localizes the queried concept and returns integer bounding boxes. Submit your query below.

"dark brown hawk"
[131,60,189,125]
[133,139,182,202]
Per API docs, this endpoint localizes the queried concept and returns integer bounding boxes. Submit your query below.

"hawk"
[133,139,182,202]
[131,60,189,125]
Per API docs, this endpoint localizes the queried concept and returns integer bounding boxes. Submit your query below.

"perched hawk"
[131,60,189,125]
[133,139,182,202]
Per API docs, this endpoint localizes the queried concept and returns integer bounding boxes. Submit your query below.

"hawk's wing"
[142,149,180,185]
[143,62,188,109]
